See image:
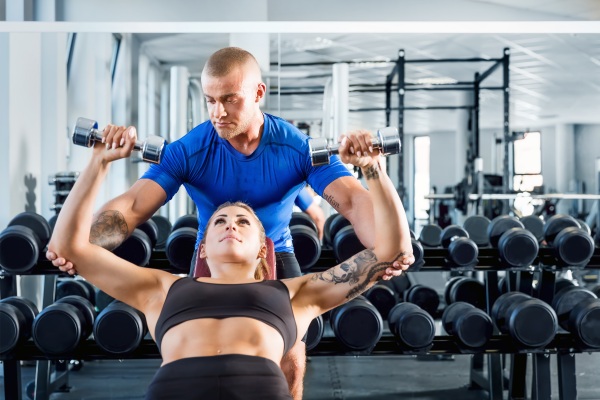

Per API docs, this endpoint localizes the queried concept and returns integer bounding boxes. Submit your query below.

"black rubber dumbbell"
[388,302,435,350]
[551,286,600,348]
[166,214,199,272]
[463,215,491,247]
[418,224,442,247]
[520,215,545,243]
[290,212,321,272]
[442,301,493,348]
[365,283,397,320]
[404,284,440,317]
[137,218,159,250]
[56,279,96,306]
[322,213,339,249]
[440,225,479,268]
[305,315,324,352]
[330,296,383,352]
[491,291,557,348]
[444,277,485,309]
[151,215,172,251]
[0,212,51,273]
[488,215,539,269]
[0,296,39,354]
[113,228,153,267]
[32,295,96,355]
[93,300,148,354]
[543,214,595,267]
[333,225,365,263]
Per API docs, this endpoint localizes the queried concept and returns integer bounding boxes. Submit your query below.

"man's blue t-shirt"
[294,188,315,212]
[142,113,351,253]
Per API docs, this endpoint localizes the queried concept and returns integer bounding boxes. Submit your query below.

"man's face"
[202,67,262,140]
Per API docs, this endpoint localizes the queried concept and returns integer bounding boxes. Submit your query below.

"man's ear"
[199,244,207,259]
[255,82,266,103]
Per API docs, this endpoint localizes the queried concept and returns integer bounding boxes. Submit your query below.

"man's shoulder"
[176,120,215,147]
[264,114,308,144]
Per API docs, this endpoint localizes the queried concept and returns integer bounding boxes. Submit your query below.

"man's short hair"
[203,47,260,77]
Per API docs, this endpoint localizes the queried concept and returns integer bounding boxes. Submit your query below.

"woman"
[48,127,413,399]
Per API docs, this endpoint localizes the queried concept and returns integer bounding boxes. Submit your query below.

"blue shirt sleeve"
[140,140,187,204]
[294,188,314,212]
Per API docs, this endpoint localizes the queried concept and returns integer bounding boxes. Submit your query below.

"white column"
[332,63,349,140]
[32,0,56,21]
[555,123,575,214]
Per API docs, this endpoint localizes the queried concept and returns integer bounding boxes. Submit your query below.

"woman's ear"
[199,244,207,259]
[257,243,267,259]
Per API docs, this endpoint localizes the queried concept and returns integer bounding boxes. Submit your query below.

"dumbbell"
[0,296,39,354]
[305,315,324,352]
[442,302,493,348]
[551,286,600,348]
[444,277,485,309]
[48,171,80,192]
[330,296,383,352]
[32,295,96,355]
[72,117,165,164]
[388,302,435,350]
[543,214,595,267]
[488,215,539,269]
[404,284,440,317]
[56,278,96,306]
[309,127,400,166]
[151,215,173,251]
[0,212,52,273]
[491,292,557,348]
[290,212,322,272]
[520,215,545,243]
[166,214,199,272]
[137,218,159,250]
[94,300,148,354]
[463,215,491,247]
[322,213,339,248]
[365,283,397,319]
[439,225,479,268]
[113,228,153,267]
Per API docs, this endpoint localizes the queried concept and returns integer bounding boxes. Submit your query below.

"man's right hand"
[46,250,77,276]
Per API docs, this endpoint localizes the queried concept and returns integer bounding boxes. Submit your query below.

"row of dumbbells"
[1,279,147,356]
[416,214,595,269]
[47,172,79,213]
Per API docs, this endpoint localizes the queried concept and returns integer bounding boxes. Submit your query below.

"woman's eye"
[214,218,225,224]
[238,219,250,225]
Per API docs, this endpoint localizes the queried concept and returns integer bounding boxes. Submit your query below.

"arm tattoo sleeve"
[89,210,129,250]
[310,249,407,300]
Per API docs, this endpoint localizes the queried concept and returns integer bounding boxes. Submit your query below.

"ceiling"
[133,0,600,134]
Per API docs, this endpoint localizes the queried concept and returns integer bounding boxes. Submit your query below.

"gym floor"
[3,345,600,399]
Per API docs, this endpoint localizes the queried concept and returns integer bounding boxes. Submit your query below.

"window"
[513,131,543,192]
[414,136,430,228]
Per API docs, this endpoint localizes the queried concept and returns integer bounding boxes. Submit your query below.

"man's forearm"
[90,210,129,250]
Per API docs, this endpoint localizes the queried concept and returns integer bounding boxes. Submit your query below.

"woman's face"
[201,206,264,263]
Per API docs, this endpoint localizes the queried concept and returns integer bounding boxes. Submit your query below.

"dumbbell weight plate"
[568,297,600,348]
[290,212,318,233]
[551,286,597,329]
[333,225,366,263]
[94,300,147,354]
[1,297,39,340]
[553,227,595,267]
[488,216,524,248]
[418,224,442,247]
[405,284,439,316]
[330,297,383,351]
[322,213,339,248]
[442,302,472,335]
[165,227,198,272]
[440,225,469,248]
[56,280,95,303]
[463,215,491,247]
[0,226,43,273]
[444,276,466,305]
[410,239,424,270]
[56,295,96,338]
[447,278,485,309]
[442,302,492,348]
[305,315,324,352]
[290,225,321,272]
[8,212,52,247]
[388,302,435,349]
[497,228,539,268]
[365,284,397,320]
[328,214,351,245]
[113,229,153,266]
[520,215,545,243]
[151,215,173,251]
[491,291,530,333]
[577,219,592,235]
[171,214,198,231]
[447,237,478,267]
[506,298,557,348]
[137,219,159,249]
[543,214,580,244]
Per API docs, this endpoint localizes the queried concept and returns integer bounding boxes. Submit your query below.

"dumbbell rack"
[3,249,600,400]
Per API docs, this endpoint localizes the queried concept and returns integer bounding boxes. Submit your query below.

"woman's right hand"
[93,124,138,163]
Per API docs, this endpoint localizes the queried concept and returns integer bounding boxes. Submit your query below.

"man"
[49,47,403,399]
[295,187,326,241]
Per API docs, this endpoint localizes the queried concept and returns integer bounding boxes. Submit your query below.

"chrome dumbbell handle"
[309,127,401,166]
[72,117,164,164]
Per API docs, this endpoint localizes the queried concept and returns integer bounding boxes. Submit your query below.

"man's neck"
[228,113,264,156]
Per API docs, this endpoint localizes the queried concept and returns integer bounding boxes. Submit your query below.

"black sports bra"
[154,278,297,355]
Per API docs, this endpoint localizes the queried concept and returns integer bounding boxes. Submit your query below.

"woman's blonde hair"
[201,202,270,281]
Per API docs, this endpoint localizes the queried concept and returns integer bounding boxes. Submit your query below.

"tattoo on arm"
[89,210,129,250]
[362,163,380,180]
[323,193,340,211]
[310,250,407,300]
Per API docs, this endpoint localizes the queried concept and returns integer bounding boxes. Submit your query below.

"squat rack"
[380,48,511,198]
